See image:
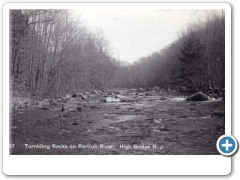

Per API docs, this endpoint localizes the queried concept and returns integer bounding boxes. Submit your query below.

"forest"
[10,10,225,98]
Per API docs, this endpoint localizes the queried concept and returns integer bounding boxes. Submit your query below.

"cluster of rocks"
[11,98,31,109]
[12,89,105,111]
[102,87,177,103]
[12,86,221,110]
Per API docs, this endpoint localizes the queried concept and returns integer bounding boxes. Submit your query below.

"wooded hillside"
[10,10,116,98]
[114,10,225,93]
[10,10,225,97]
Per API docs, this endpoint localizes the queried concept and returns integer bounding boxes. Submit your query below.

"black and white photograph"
[9,7,226,155]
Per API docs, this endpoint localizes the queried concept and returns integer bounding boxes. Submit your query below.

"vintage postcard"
[3,2,232,175]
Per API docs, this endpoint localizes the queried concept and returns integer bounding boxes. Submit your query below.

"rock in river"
[186,92,210,101]
[115,95,135,102]
[38,99,50,106]
[145,91,157,96]
[65,94,72,99]
[105,97,121,103]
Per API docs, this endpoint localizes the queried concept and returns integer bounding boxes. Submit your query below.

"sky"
[73,9,207,63]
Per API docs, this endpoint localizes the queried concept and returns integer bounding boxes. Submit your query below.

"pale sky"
[73,9,207,63]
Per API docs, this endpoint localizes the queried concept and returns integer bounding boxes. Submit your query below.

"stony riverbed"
[10,89,225,155]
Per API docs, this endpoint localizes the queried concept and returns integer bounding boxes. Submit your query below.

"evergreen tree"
[178,31,203,90]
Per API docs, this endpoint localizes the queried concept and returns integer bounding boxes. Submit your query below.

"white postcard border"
[3,2,231,175]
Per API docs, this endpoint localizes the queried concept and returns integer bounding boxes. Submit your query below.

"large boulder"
[136,88,145,93]
[79,94,87,100]
[64,100,81,111]
[65,94,72,99]
[50,99,58,105]
[84,92,90,95]
[145,91,157,96]
[153,86,160,91]
[38,99,50,106]
[105,97,121,103]
[72,93,87,100]
[115,95,135,102]
[11,97,31,109]
[92,90,99,95]
[186,92,210,101]
[72,93,78,98]
[107,91,115,96]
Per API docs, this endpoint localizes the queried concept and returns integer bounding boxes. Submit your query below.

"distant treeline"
[113,10,225,92]
[10,10,225,98]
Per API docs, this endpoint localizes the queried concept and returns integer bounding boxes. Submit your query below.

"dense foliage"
[113,10,225,92]
[10,10,116,97]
